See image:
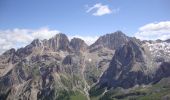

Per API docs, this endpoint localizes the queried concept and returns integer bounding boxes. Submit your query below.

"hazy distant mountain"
[0,31,170,100]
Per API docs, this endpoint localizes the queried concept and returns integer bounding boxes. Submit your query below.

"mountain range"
[0,31,170,100]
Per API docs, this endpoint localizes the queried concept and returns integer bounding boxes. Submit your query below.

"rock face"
[98,40,150,89]
[0,31,170,100]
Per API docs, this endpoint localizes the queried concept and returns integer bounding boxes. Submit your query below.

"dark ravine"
[0,31,170,100]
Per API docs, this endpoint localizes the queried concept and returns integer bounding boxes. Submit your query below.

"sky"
[0,0,170,54]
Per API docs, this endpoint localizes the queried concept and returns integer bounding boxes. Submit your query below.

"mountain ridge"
[0,31,170,100]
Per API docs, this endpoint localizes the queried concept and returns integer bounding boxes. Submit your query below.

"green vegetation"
[60,73,86,90]
[72,74,85,88]
[89,86,105,97]
[56,90,87,100]
[60,74,73,89]
[32,65,40,78]
[70,91,87,100]
[136,83,170,100]
[90,79,170,100]
[57,90,71,100]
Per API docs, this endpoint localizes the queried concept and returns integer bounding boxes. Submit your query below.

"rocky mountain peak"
[48,33,70,51]
[112,30,126,36]
[54,33,68,39]
[70,38,88,52]
[2,48,16,56]
[90,31,129,50]
[31,39,43,47]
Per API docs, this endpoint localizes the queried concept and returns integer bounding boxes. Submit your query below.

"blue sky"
[1,0,169,36]
[0,0,170,53]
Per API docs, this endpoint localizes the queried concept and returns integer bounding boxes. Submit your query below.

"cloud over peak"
[86,3,114,16]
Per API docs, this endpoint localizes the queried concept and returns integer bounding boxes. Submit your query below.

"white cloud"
[69,35,99,45]
[135,21,170,40]
[86,3,113,16]
[0,27,60,54]
[31,27,59,40]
